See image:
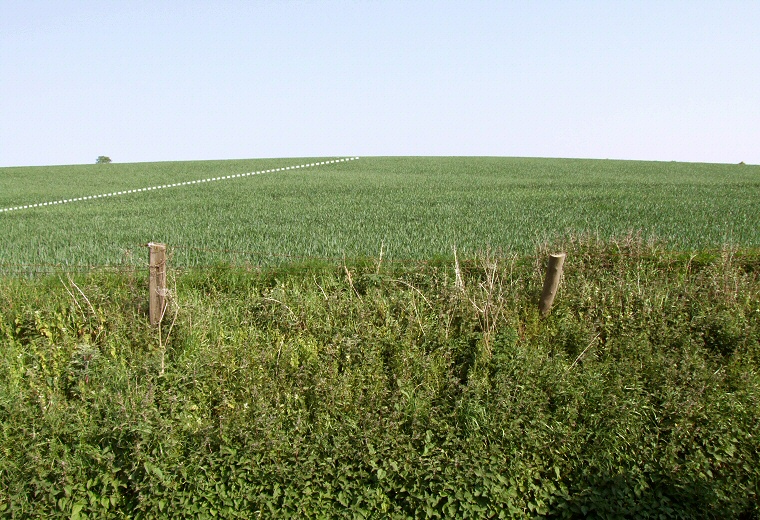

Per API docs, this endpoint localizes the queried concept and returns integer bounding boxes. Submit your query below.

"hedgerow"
[1,239,758,518]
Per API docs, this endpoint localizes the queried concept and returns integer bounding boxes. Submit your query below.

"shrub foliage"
[1,239,759,518]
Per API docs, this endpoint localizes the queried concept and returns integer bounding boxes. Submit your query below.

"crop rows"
[1,157,759,269]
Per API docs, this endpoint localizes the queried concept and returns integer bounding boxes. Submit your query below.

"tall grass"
[1,239,758,517]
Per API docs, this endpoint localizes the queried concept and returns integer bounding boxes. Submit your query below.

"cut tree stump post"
[539,253,566,317]
[149,242,167,326]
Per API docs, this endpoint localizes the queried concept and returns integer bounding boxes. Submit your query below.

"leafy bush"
[1,240,759,517]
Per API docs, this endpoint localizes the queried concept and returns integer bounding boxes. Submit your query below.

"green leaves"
[1,242,759,517]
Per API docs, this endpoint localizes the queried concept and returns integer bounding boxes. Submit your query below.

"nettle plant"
[0,240,758,518]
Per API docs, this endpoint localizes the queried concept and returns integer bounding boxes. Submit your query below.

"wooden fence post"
[149,242,167,326]
[539,253,566,317]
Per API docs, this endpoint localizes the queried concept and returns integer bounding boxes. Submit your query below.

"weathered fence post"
[539,253,566,317]
[149,242,167,326]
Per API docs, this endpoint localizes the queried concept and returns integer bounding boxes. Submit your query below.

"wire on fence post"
[539,253,566,317]
[149,243,167,326]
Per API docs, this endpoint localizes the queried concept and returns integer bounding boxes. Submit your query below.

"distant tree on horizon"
[96,156,112,164]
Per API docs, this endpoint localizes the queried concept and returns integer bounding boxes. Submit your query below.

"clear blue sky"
[2,1,759,167]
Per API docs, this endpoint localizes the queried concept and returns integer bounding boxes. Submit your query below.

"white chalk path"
[1,157,360,214]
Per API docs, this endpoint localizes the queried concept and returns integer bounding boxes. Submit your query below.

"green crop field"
[1,156,759,270]
[2,157,760,517]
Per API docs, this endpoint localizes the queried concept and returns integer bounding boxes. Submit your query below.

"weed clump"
[1,240,759,517]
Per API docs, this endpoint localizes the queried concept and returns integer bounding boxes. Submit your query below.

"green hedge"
[1,240,759,518]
